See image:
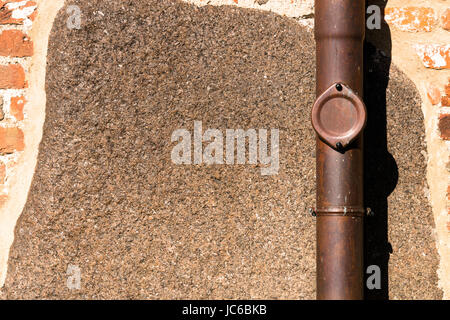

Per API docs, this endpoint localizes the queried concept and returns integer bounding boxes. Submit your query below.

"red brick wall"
[0,0,36,195]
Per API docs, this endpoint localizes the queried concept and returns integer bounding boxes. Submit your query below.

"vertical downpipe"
[314,0,366,299]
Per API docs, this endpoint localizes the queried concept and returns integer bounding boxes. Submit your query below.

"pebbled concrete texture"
[184,0,314,18]
[0,0,442,299]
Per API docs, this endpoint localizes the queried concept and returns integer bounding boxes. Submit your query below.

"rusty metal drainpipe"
[311,1,367,299]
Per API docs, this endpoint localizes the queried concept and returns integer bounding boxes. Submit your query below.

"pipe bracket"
[315,206,365,217]
[311,82,367,151]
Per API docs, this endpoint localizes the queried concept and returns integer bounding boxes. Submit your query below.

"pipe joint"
[314,206,365,217]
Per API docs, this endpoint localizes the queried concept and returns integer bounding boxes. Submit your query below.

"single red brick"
[442,9,450,31]
[427,84,441,105]
[385,7,436,32]
[415,44,450,69]
[0,1,37,25]
[0,64,26,89]
[0,30,33,57]
[442,96,450,107]
[10,95,24,120]
[0,127,24,153]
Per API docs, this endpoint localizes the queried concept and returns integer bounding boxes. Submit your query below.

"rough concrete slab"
[1,0,442,299]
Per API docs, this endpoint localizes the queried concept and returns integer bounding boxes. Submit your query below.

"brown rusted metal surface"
[314,0,366,300]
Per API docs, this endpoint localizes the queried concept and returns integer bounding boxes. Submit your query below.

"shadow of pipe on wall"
[364,0,397,300]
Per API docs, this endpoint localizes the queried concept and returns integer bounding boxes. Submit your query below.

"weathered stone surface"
[2,0,442,299]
